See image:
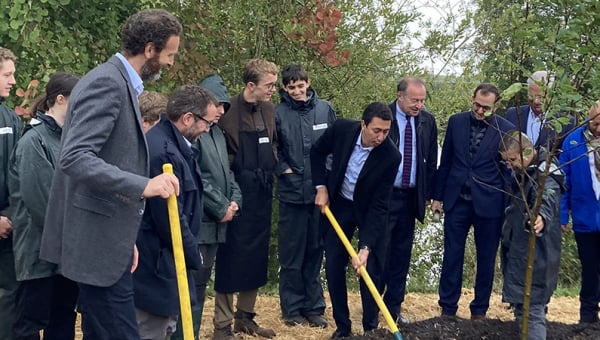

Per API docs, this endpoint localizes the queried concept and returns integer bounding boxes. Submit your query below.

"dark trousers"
[278,202,326,318]
[438,198,502,316]
[325,197,384,334]
[574,231,600,323]
[0,243,18,340]
[383,188,416,320]
[77,268,140,340]
[171,243,218,340]
[13,275,78,340]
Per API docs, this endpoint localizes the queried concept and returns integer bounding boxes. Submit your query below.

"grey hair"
[528,70,554,89]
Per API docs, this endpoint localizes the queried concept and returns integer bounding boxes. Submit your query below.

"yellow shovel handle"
[323,206,402,339]
[163,164,194,340]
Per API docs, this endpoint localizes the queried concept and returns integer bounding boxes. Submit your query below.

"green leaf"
[502,82,523,101]
[9,20,22,30]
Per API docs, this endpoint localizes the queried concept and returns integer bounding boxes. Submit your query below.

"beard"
[183,125,201,143]
[140,55,162,82]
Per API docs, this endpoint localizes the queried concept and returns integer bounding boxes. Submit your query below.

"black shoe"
[305,315,328,328]
[441,312,457,321]
[470,314,486,321]
[396,314,410,325]
[330,329,352,339]
[284,315,308,326]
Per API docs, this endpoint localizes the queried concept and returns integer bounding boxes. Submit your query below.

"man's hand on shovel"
[352,248,369,274]
[314,186,329,213]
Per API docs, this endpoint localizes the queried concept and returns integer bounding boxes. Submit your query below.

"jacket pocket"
[72,193,116,217]
[155,248,176,279]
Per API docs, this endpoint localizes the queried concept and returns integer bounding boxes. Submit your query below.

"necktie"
[401,117,412,188]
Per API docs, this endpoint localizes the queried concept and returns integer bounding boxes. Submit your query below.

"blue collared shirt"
[526,108,543,145]
[340,132,373,201]
[393,105,417,188]
[115,52,144,98]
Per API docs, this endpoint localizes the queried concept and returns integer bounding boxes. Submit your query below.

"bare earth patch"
[75,289,599,339]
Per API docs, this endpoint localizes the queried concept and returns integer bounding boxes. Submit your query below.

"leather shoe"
[471,314,486,321]
[396,314,410,325]
[330,329,353,339]
[234,311,276,338]
[441,312,457,320]
[305,314,328,328]
[284,315,307,326]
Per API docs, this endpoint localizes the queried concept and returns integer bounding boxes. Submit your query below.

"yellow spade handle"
[323,206,400,335]
[163,164,194,340]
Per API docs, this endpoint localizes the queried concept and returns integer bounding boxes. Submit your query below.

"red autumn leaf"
[318,43,330,52]
[315,11,324,21]
[340,50,350,59]
[14,106,28,116]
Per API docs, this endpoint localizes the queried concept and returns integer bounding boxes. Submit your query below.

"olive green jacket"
[195,126,242,244]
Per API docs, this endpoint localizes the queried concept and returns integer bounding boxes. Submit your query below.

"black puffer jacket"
[275,88,336,204]
[501,149,564,304]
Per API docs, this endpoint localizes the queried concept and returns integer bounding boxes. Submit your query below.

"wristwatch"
[359,245,370,252]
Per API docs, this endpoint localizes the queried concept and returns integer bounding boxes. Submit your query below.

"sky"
[406,0,472,75]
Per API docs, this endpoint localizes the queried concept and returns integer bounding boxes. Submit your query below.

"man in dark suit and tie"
[432,83,514,320]
[383,77,438,325]
[505,70,574,151]
[311,102,401,338]
[40,9,182,339]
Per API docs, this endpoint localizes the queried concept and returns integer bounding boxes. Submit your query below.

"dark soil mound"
[346,317,600,339]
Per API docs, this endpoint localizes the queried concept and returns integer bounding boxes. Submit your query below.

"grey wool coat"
[40,55,149,287]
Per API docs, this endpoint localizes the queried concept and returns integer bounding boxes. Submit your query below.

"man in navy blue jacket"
[383,77,438,325]
[133,85,219,338]
[432,83,514,320]
[505,70,574,151]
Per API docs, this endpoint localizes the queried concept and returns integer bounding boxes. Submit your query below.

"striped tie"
[401,117,412,188]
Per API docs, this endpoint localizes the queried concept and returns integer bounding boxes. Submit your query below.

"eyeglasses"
[193,114,214,127]
[528,94,546,101]
[472,101,493,112]
[256,82,277,91]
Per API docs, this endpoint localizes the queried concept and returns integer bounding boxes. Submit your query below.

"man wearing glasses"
[132,85,219,339]
[505,70,574,151]
[432,83,514,320]
[212,58,279,339]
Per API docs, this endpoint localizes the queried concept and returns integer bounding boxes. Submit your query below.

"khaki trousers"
[213,289,258,329]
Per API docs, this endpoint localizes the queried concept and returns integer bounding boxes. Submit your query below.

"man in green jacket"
[0,46,20,340]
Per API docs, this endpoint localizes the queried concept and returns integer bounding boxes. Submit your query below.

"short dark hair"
[166,85,218,122]
[473,83,501,103]
[362,102,393,125]
[281,64,309,86]
[120,9,182,57]
[139,91,168,124]
[31,72,80,116]
[397,76,426,93]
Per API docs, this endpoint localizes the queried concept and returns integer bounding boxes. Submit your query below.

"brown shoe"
[213,325,237,340]
[234,310,276,338]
